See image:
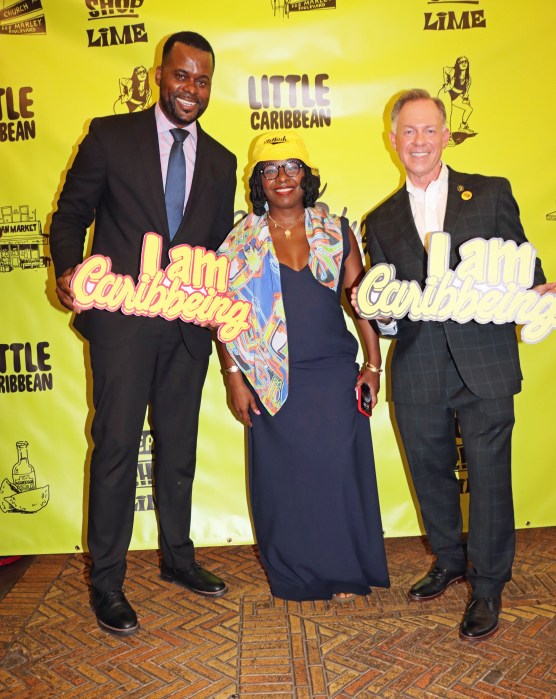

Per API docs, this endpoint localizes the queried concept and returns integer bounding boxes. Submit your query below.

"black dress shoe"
[460,596,501,640]
[161,562,228,597]
[90,588,139,636]
[408,565,466,600]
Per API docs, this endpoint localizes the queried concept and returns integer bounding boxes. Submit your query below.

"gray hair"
[391,89,446,129]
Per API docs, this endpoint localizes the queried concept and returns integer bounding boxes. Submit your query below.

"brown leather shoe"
[459,596,501,640]
[408,566,466,600]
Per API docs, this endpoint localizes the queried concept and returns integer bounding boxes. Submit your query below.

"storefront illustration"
[0,204,50,272]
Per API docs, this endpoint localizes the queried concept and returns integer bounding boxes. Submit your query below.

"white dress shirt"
[377,163,449,335]
[406,162,449,249]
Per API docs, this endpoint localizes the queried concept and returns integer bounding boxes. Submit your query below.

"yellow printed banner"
[1,0,555,554]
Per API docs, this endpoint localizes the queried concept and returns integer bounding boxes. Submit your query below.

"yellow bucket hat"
[247,131,319,178]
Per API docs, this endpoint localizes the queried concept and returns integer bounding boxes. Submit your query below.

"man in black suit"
[50,32,237,635]
[363,89,554,640]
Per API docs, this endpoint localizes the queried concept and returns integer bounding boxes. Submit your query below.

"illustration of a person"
[113,65,152,114]
[438,56,474,144]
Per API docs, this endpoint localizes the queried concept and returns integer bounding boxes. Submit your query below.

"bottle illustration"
[12,441,36,492]
[1,440,49,514]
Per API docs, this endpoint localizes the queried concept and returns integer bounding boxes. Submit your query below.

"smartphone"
[357,382,372,417]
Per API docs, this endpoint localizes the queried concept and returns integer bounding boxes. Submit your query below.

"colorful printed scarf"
[217,207,344,415]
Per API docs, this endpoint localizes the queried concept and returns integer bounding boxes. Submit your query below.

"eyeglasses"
[260,161,303,180]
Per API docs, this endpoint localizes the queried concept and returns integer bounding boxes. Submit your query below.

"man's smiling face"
[156,42,213,126]
[390,98,450,190]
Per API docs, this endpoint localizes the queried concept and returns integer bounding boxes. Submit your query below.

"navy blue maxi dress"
[247,226,390,601]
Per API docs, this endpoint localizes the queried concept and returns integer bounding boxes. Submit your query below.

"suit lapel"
[132,106,169,237]
[186,123,209,216]
[172,123,213,245]
[444,167,471,266]
[392,187,426,261]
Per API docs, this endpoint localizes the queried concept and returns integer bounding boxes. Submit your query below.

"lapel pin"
[457,185,464,192]
[461,190,472,201]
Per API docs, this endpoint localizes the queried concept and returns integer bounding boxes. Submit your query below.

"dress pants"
[87,317,209,592]
[394,353,515,598]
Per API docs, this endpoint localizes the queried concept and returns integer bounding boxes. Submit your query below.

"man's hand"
[533,281,556,296]
[55,267,79,312]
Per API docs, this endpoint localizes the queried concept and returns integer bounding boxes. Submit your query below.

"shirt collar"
[155,103,197,140]
[406,162,449,199]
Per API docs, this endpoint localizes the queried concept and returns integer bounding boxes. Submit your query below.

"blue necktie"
[165,128,188,240]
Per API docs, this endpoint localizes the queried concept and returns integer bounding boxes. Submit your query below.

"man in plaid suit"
[364,89,554,640]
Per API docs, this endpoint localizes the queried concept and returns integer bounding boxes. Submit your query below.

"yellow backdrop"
[1,0,555,554]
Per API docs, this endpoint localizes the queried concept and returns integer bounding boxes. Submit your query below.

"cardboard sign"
[356,232,556,343]
[70,233,252,342]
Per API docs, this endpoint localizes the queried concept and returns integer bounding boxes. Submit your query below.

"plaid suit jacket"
[364,168,546,403]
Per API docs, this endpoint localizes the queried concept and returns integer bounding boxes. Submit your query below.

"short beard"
[159,94,205,126]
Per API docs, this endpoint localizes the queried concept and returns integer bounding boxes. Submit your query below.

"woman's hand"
[356,368,380,410]
[227,372,260,427]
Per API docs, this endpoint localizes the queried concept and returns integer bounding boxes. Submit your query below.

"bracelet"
[363,362,382,374]
[223,365,240,375]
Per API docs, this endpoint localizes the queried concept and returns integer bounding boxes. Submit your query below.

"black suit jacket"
[50,106,237,356]
[364,168,546,403]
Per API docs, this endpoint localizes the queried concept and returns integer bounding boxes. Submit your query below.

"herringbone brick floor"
[0,528,554,698]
